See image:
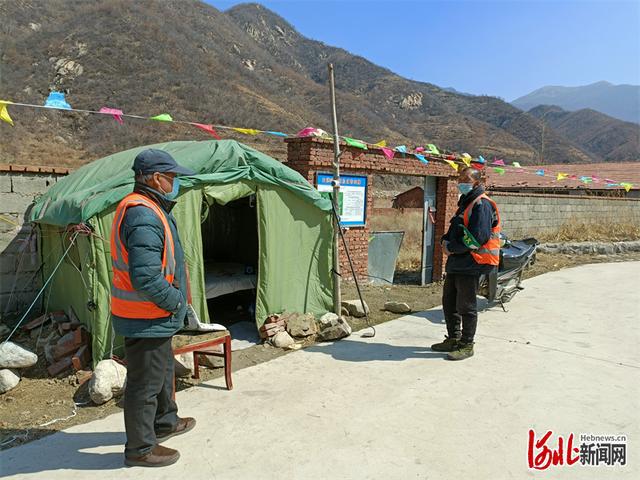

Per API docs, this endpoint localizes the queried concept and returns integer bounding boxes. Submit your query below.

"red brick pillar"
[286,138,370,282]
[433,176,459,280]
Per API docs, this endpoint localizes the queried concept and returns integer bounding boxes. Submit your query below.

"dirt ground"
[2,251,639,450]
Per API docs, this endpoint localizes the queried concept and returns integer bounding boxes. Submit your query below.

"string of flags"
[0,91,634,192]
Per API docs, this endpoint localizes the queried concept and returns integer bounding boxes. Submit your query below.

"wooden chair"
[172,330,233,398]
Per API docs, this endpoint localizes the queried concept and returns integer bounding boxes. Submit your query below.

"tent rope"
[2,231,79,344]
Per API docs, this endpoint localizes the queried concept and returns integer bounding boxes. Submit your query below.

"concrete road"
[2,262,639,479]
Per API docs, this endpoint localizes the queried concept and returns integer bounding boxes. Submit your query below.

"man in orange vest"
[431,167,501,360]
[111,149,196,467]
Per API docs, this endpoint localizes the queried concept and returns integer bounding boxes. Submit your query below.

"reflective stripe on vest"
[110,193,177,319]
[462,194,501,266]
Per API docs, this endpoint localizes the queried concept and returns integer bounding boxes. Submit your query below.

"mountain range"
[0,0,636,167]
[513,81,640,124]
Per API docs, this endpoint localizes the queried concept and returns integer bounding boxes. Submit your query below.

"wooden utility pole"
[328,63,342,315]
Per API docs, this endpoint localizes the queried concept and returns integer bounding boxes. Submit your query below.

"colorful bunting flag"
[445,160,459,171]
[150,113,173,122]
[414,153,428,164]
[472,163,485,170]
[494,167,505,175]
[492,159,505,166]
[557,173,568,181]
[344,137,368,149]
[381,147,395,159]
[374,140,387,147]
[265,131,288,137]
[233,127,260,135]
[535,169,545,176]
[99,107,124,124]
[395,145,407,153]
[606,183,619,187]
[44,91,71,110]
[192,123,221,139]
[477,155,486,164]
[580,176,593,183]
[620,182,633,192]
[426,144,440,155]
[0,100,14,126]
[512,162,521,168]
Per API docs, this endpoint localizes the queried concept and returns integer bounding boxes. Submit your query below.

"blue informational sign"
[317,173,368,226]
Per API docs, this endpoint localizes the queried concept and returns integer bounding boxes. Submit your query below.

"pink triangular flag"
[381,147,395,159]
[192,123,221,139]
[415,147,425,153]
[99,107,124,124]
[491,158,505,166]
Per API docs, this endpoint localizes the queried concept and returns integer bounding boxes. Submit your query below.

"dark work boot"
[446,341,474,361]
[431,336,460,352]
[156,417,196,442]
[124,445,180,468]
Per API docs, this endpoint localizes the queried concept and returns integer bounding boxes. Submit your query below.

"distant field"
[369,208,424,270]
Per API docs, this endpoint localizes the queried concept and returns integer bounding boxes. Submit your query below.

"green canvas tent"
[29,140,335,365]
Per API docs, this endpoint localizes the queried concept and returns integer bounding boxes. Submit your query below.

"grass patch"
[538,220,640,243]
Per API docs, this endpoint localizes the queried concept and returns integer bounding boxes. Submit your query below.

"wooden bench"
[172,330,233,397]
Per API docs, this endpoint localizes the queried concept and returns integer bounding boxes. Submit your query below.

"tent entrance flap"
[201,189,258,327]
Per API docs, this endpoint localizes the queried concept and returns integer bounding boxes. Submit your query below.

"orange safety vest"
[110,193,177,319]
[462,194,501,266]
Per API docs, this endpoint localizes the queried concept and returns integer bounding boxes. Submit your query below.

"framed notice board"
[316,173,368,227]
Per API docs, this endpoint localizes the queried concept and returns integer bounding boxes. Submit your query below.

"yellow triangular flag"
[461,153,472,167]
[445,160,459,171]
[0,100,14,126]
[621,182,633,192]
[233,128,260,135]
[374,140,387,147]
[557,173,568,181]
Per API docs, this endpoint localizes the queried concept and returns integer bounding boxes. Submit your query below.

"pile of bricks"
[258,314,287,340]
[22,310,92,381]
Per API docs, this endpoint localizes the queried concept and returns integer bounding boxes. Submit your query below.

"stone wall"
[0,165,69,317]
[489,191,640,238]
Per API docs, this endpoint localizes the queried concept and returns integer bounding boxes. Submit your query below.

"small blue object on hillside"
[44,91,71,110]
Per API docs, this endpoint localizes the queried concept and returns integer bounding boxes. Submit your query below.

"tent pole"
[328,63,342,315]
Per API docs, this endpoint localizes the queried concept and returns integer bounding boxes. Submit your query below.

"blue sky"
[207,0,640,100]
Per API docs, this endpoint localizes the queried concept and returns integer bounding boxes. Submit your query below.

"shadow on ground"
[0,430,125,475]
[304,338,447,362]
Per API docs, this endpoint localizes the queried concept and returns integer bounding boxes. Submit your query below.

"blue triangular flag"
[44,91,71,110]
[414,154,428,164]
[477,155,486,164]
[395,145,407,153]
[536,169,545,176]
[266,131,288,137]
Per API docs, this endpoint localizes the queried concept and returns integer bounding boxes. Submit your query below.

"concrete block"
[0,173,11,193]
[3,193,36,215]
[10,174,56,196]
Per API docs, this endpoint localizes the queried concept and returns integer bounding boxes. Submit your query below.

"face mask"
[458,183,473,195]
[161,177,180,200]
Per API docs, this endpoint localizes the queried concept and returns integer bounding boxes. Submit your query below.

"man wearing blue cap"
[110,149,196,467]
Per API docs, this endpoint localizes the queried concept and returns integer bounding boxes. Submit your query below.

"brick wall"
[285,137,456,282]
[0,165,70,316]
[489,191,640,238]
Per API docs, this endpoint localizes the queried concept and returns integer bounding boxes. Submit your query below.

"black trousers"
[442,273,479,343]
[123,337,178,457]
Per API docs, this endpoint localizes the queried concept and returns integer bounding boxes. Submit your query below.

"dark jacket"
[441,185,498,276]
[112,184,188,338]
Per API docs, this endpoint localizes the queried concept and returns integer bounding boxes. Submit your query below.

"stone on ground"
[283,312,318,337]
[0,341,38,369]
[317,313,352,341]
[271,331,295,348]
[0,369,20,394]
[174,354,194,377]
[384,301,412,314]
[88,359,127,405]
[341,300,369,318]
